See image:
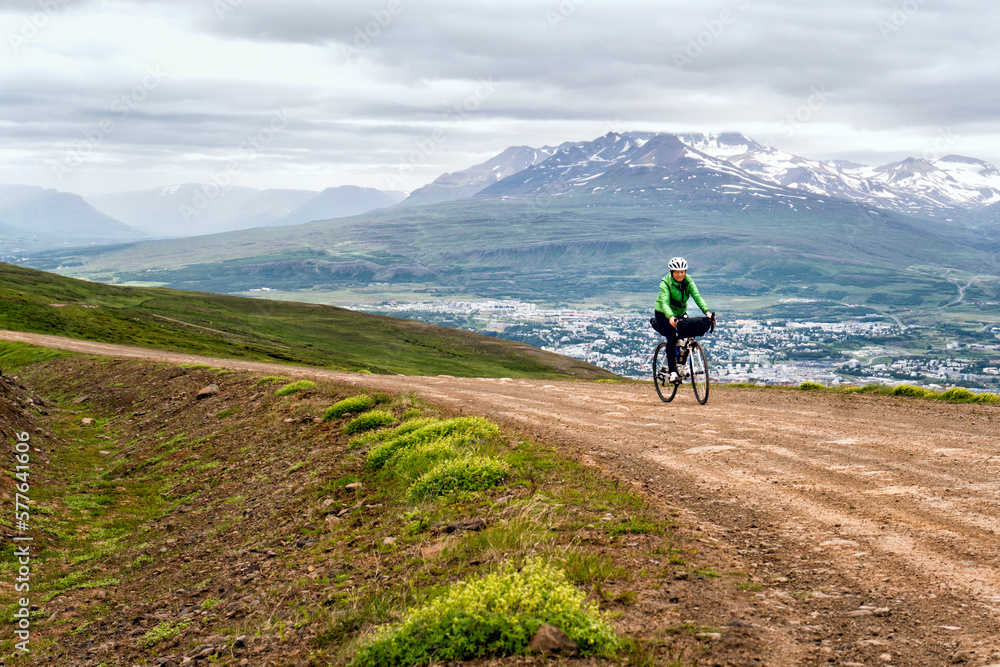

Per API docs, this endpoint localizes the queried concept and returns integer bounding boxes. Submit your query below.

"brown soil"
[3,330,1000,666]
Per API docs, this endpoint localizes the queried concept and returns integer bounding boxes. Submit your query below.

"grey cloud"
[3,0,1000,194]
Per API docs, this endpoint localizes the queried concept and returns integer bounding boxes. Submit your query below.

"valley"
[360,298,1000,390]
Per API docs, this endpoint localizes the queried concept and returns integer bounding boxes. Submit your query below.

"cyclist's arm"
[655,277,679,318]
[688,278,711,315]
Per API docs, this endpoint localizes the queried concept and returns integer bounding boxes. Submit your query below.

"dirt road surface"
[4,330,1000,665]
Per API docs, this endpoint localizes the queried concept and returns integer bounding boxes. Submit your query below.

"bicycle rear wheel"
[688,341,710,405]
[653,342,679,402]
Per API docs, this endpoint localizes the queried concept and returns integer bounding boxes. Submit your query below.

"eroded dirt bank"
[3,330,1000,666]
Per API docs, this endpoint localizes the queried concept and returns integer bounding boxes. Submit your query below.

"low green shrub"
[365,417,500,471]
[798,381,824,391]
[275,380,316,397]
[256,375,290,385]
[349,558,620,666]
[401,407,423,421]
[848,383,884,394]
[349,417,440,449]
[941,387,975,402]
[324,394,375,420]
[407,455,510,500]
[344,410,397,435]
[973,392,1000,404]
[891,384,932,398]
[384,437,463,482]
[140,619,192,648]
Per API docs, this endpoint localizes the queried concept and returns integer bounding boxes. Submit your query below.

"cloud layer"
[1,0,997,194]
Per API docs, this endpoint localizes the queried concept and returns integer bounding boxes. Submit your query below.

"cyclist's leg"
[654,311,679,373]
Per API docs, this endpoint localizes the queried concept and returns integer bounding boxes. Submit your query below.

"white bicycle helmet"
[668,257,688,271]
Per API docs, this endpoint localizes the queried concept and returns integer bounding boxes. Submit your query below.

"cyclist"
[653,257,715,383]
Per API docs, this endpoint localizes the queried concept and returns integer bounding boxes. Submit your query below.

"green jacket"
[655,274,710,318]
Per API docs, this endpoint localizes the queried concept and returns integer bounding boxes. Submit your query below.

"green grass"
[729,378,1000,405]
[364,417,500,470]
[941,387,976,401]
[275,380,317,396]
[0,262,613,379]
[324,394,377,420]
[891,384,933,398]
[140,620,192,648]
[349,558,620,666]
[0,340,75,371]
[407,456,511,500]
[559,550,629,585]
[343,409,397,435]
[256,375,290,385]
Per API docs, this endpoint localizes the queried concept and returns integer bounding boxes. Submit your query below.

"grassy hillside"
[27,195,1000,309]
[0,263,613,379]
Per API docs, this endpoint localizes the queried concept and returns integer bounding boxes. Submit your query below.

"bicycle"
[651,316,714,405]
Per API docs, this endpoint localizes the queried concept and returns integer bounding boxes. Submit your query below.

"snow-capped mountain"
[477,132,827,211]
[401,145,561,206]
[858,155,1000,214]
[417,131,1000,228]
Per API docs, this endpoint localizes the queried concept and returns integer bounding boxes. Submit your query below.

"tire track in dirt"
[4,330,1000,664]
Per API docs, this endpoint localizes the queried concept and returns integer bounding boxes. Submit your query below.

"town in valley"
[358,299,1000,391]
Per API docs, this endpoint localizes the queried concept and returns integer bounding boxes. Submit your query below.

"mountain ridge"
[0,184,145,253]
[16,129,1000,310]
[408,131,1000,231]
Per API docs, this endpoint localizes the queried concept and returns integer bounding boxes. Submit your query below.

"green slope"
[0,263,613,379]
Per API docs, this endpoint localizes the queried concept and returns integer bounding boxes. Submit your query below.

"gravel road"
[5,329,1000,665]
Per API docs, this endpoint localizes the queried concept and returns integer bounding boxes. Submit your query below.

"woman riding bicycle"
[653,257,715,383]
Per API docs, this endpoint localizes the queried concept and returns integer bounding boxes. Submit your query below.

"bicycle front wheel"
[653,342,679,403]
[689,341,710,405]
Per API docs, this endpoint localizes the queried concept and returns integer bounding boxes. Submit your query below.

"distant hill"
[84,184,265,237]
[213,188,319,230]
[0,185,145,253]
[274,185,403,225]
[0,262,613,379]
[84,184,405,237]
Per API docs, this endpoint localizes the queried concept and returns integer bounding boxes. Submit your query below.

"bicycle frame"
[652,335,711,404]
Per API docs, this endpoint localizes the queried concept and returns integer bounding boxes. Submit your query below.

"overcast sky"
[1,0,998,195]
